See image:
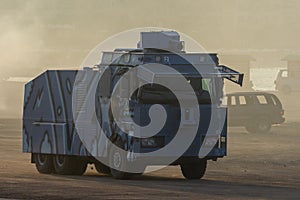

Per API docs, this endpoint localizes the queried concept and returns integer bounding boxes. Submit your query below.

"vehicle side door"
[227,95,244,126]
[254,94,275,122]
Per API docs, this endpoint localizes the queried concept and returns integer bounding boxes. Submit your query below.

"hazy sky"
[1,0,299,74]
[0,0,299,117]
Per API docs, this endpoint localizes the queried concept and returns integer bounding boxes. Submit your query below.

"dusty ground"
[0,117,299,200]
[1,92,300,200]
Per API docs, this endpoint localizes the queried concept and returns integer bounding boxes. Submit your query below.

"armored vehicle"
[23,31,243,179]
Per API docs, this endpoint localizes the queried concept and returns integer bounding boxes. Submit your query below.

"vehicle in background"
[275,69,300,94]
[226,92,285,133]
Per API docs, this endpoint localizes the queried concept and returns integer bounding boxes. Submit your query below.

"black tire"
[53,155,87,175]
[109,140,133,180]
[95,162,111,175]
[34,153,54,174]
[180,160,207,180]
[256,117,271,133]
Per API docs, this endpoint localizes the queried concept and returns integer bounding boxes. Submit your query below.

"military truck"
[23,31,243,179]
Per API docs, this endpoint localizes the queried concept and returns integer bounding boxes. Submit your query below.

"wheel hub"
[56,155,65,167]
[37,154,46,165]
[113,151,121,169]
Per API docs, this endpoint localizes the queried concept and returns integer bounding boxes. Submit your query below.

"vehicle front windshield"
[136,77,214,104]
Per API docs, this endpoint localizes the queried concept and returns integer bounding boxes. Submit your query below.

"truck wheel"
[95,161,111,175]
[34,153,54,174]
[180,160,207,179]
[109,140,133,179]
[256,117,271,133]
[53,155,87,175]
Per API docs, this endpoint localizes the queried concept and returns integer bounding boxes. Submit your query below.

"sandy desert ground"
[0,116,299,200]
[0,92,299,200]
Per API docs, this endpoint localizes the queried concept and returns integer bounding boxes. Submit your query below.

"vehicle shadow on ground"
[54,173,299,199]
[229,121,300,134]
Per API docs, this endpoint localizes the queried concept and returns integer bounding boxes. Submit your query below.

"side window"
[238,96,247,105]
[231,96,237,106]
[256,95,268,105]
[281,70,288,77]
[270,95,279,106]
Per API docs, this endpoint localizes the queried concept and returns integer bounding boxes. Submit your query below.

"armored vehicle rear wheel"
[95,161,111,175]
[180,159,207,179]
[34,153,54,174]
[53,155,87,175]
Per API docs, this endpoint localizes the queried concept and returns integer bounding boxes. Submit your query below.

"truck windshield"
[136,77,213,104]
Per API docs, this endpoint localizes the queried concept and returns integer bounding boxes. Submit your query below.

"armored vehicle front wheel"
[109,142,133,180]
[33,153,54,174]
[52,155,87,175]
[109,147,132,179]
[180,159,207,179]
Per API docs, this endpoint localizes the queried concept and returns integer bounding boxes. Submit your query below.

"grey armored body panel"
[23,70,90,156]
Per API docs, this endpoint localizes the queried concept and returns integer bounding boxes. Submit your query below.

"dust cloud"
[0,1,299,199]
[0,0,299,118]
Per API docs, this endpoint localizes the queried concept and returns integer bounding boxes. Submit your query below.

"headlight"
[141,137,164,148]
